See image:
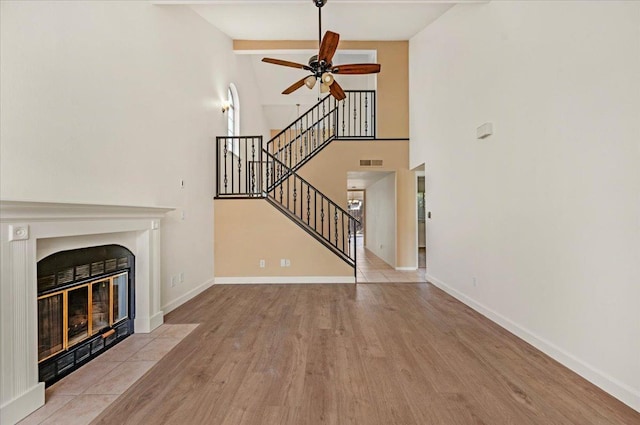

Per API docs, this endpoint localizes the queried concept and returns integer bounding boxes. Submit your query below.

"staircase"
[215,90,376,270]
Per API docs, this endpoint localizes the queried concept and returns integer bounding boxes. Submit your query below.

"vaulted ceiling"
[155,1,481,130]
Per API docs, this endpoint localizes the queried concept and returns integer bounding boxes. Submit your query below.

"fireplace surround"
[0,200,173,424]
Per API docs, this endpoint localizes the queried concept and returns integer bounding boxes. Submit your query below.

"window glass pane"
[38,294,64,361]
[227,88,235,137]
[112,273,128,323]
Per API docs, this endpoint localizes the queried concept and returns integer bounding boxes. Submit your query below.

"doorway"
[347,190,365,249]
[417,175,426,269]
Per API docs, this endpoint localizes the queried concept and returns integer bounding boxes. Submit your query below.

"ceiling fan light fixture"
[321,72,334,86]
[304,75,317,89]
[320,82,330,93]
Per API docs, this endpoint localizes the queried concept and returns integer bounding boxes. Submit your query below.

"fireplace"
[37,245,136,386]
[0,200,172,424]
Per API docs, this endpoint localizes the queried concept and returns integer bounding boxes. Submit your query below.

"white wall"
[365,173,396,267]
[410,1,640,410]
[0,2,268,312]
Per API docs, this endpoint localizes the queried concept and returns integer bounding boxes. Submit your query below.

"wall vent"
[359,159,383,167]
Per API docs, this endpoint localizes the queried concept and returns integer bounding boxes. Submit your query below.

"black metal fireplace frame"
[36,244,136,386]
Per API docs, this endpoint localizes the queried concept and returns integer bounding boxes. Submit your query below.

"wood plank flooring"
[90,283,639,424]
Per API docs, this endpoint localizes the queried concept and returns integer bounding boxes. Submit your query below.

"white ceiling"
[155,1,479,41]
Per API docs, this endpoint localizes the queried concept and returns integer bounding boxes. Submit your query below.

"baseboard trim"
[425,274,640,413]
[162,278,215,314]
[0,382,45,425]
[395,266,418,271]
[214,276,356,284]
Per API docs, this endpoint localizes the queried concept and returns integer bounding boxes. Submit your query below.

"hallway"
[355,236,426,283]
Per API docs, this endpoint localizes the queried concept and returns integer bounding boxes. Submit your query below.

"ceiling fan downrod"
[314,0,328,47]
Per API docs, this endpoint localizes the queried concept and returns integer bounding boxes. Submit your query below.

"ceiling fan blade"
[329,80,346,101]
[262,58,311,71]
[282,77,309,95]
[332,63,381,75]
[318,31,340,64]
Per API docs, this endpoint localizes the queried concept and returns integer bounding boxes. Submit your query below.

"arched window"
[227,83,240,155]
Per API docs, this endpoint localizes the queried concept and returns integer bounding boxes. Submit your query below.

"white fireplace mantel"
[0,200,174,424]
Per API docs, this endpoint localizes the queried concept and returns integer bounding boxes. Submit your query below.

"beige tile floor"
[19,323,199,425]
[355,236,427,283]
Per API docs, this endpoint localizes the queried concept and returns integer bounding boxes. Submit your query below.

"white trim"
[395,266,418,271]
[0,383,44,425]
[425,274,640,413]
[162,278,216,313]
[136,311,165,334]
[215,276,355,284]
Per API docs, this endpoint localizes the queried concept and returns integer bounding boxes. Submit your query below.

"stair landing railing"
[266,90,376,182]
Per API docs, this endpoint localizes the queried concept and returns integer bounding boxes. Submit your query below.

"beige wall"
[297,140,416,268]
[214,199,353,278]
[234,40,408,139]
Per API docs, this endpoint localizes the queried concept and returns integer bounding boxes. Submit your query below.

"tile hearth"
[18,324,199,425]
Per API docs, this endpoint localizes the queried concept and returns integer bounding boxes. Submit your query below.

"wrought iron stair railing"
[266,90,376,188]
[215,90,376,269]
[264,152,358,266]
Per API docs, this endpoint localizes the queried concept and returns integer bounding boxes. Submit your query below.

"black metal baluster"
[223,138,228,194]
[353,96,357,138]
[327,202,330,242]
[341,99,346,137]
[334,208,338,247]
[299,120,303,164]
[299,179,303,219]
[293,176,297,214]
[306,185,311,225]
[251,139,256,193]
[279,163,283,203]
[265,152,270,193]
[364,93,369,136]
[294,121,298,166]
[321,198,325,238]
[347,216,352,258]
[372,92,376,137]
[322,100,326,142]
[234,138,240,193]
[359,92,362,137]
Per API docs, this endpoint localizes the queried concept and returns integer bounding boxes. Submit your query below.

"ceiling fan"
[261,0,381,101]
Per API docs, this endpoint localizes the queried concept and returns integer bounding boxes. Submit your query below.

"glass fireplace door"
[91,280,110,334]
[38,294,64,361]
[112,273,128,323]
[67,286,89,346]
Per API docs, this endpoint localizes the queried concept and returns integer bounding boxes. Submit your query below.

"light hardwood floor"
[91,283,639,424]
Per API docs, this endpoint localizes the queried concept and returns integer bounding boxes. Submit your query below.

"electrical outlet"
[179,272,184,283]
[285,259,291,267]
[259,260,266,268]
[180,210,186,220]
[170,276,177,288]
[280,259,286,267]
